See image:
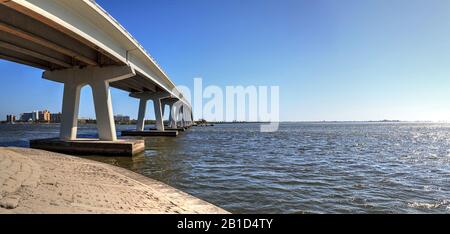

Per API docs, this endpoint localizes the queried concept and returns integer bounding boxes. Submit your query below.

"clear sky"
[2,0,450,121]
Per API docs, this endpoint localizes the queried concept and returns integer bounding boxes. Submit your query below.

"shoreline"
[0,147,228,214]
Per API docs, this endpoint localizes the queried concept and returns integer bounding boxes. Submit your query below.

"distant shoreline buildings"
[3,110,131,125]
[6,114,16,123]
[3,110,62,124]
[114,114,131,124]
[20,110,61,123]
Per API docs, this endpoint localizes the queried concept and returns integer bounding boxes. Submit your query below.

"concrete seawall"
[0,147,228,214]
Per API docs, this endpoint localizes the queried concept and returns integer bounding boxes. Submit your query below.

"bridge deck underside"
[0,4,157,93]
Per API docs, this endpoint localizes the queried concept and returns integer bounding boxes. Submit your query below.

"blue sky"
[2,0,450,121]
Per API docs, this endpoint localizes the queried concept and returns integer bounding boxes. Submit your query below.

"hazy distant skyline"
[2,0,450,122]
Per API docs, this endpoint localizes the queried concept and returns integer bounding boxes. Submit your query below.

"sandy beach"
[0,147,228,214]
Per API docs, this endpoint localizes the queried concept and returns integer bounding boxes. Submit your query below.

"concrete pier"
[121,130,178,137]
[30,138,145,156]
[149,127,186,132]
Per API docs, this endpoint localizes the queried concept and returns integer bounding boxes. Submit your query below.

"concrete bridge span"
[0,0,193,155]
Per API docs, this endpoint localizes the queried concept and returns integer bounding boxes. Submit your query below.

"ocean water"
[1,122,450,214]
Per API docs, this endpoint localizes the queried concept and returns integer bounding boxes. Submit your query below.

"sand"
[0,147,228,214]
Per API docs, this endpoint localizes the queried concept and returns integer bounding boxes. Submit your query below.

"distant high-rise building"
[20,111,39,122]
[20,113,30,122]
[39,110,51,123]
[50,113,62,123]
[6,115,16,123]
[33,111,39,121]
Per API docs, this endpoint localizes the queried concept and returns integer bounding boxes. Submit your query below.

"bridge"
[0,0,193,155]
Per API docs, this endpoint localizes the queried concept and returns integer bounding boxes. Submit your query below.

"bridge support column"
[186,106,193,127]
[162,99,177,129]
[153,97,164,131]
[123,92,178,137]
[176,103,185,128]
[32,66,145,156]
[182,105,188,127]
[171,101,180,128]
[169,102,177,128]
[43,66,135,141]
[181,104,192,127]
[188,107,193,127]
[136,98,147,131]
[60,79,82,140]
[92,80,117,141]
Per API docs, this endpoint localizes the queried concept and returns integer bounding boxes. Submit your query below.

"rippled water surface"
[2,122,450,213]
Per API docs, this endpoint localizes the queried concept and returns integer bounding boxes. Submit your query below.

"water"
[1,122,450,213]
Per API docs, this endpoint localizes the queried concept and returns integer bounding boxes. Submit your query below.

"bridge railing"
[88,0,169,79]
